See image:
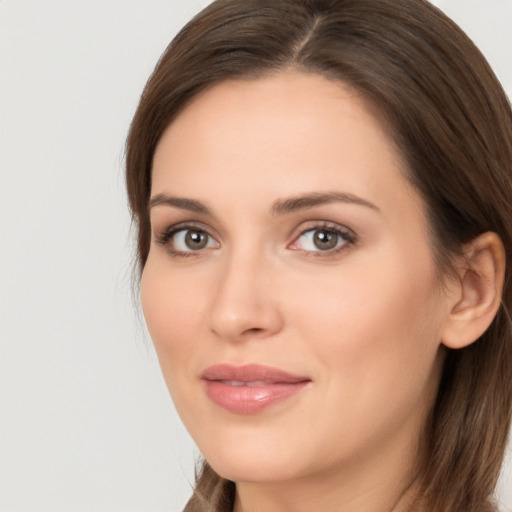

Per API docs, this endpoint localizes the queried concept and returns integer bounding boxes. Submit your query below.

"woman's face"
[141,71,453,486]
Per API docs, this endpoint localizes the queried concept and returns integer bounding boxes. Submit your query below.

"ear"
[441,232,506,350]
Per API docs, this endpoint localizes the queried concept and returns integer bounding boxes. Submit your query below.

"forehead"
[151,70,420,222]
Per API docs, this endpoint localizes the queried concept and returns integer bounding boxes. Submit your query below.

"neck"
[234,471,423,512]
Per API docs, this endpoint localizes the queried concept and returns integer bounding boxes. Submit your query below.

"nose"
[207,249,284,342]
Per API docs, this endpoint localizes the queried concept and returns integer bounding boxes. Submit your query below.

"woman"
[125,0,512,510]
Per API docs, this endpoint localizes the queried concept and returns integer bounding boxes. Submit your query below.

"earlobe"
[441,232,506,350]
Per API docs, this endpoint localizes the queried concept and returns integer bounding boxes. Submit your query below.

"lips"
[201,364,311,414]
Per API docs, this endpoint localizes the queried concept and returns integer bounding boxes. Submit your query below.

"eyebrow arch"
[271,191,379,215]
[148,193,212,215]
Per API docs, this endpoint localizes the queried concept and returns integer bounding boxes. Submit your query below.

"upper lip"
[201,364,310,384]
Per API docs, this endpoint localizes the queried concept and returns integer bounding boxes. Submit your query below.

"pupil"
[185,230,207,249]
[314,230,337,250]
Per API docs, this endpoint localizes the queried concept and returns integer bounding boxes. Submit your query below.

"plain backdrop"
[1,1,511,511]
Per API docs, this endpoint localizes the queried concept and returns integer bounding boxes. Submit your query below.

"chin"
[195,430,311,484]
[208,456,303,484]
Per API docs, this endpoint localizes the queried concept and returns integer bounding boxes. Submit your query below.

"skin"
[141,71,462,512]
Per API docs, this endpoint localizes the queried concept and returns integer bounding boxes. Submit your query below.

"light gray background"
[1,1,511,511]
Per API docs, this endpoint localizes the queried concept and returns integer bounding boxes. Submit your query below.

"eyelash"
[291,222,357,257]
[155,222,216,258]
[154,221,357,258]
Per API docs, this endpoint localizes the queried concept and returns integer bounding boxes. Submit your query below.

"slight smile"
[201,364,312,414]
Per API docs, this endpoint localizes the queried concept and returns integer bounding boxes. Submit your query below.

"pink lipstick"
[201,364,311,414]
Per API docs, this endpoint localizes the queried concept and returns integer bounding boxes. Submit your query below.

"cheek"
[281,258,445,458]
[287,252,445,388]
[140,262,207,375]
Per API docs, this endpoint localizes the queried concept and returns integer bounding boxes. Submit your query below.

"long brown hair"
[125,1,512,510]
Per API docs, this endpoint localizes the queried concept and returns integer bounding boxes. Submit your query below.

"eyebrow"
[270,191,379,215]
[148,193,213,215]
[147,191,379,216]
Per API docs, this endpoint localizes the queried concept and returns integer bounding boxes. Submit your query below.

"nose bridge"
[208,243,283,341]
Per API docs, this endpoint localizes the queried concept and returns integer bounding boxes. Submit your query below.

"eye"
[157,226,219,255]
[174,228,217,251]
[290,224,355,253]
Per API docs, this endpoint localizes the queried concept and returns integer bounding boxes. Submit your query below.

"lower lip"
[203,380,310,414]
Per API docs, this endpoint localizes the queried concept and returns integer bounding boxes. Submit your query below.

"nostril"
[208,283,284,341]
[244,327,264,334]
